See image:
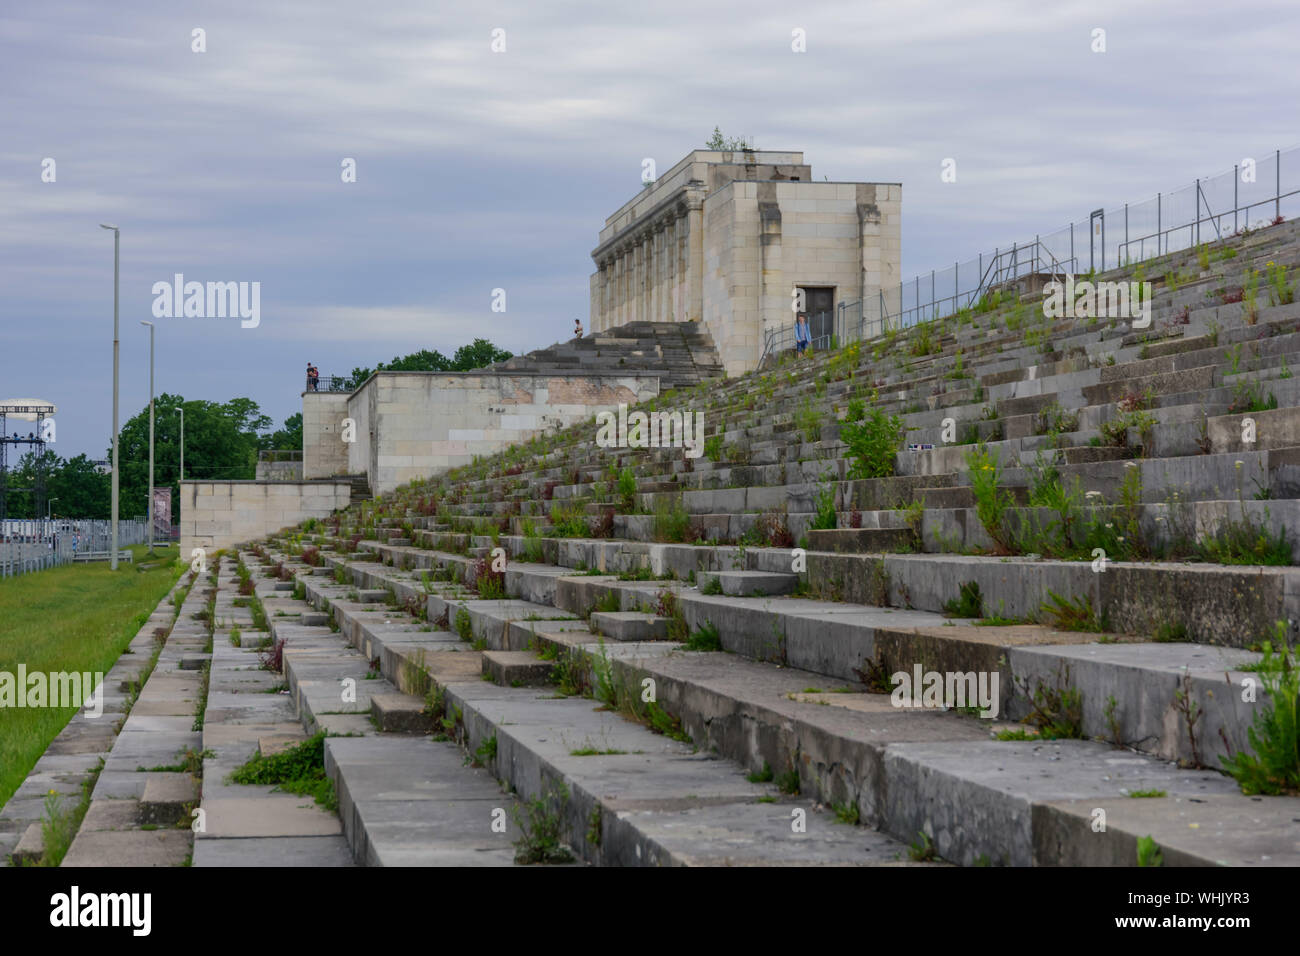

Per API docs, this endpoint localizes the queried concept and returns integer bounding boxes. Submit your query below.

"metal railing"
[306,374,353,393]
[769,144,1300,361]
[258,449,303,462]
[0,517,150,579]
[758,311,835,366]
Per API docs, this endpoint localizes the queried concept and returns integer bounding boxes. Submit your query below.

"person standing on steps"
[574,318,584,339]
[795,312,811,356]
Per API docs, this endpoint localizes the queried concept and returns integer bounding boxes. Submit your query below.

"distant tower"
[0,399,56,525]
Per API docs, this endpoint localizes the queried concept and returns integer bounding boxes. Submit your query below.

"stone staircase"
[11,218,1300,867]
[489,320,724,392]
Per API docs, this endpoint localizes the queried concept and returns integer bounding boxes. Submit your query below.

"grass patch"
[685,620,722,651]
[0,556,183,811]
[229,731,337,812]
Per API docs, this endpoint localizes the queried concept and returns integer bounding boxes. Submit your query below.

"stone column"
[644,234,655,327]
[686,198,704,322]
[666,217,678,321]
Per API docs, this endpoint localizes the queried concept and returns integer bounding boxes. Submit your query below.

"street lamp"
[178,405,184,481]
[100,224,120,570]
[46,496,58,547]
[141,320,155,556]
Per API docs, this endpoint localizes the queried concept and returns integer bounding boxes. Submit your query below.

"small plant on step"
[1222,620,1300,795]
[512,783,575,865]
[908,830,937,862]
[776,766,801,795]
[1172,671,1204,768]
[810,477,837,531]
[943,580,983,619]
[686,619,722,651]
[746,760,774,783]
[1014,663,1084,739]
[965,442,1017,553]
[1038,590,1106,633]
[1136,835,1163,868]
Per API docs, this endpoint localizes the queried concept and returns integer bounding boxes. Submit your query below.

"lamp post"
[46,497,58,549]
[178,405,184,481]
[100,224,120,570]
[141,320,155,555]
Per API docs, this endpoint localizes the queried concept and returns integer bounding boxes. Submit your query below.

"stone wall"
[300,371,661,496]
[699,180,902,376]
[178,480,351,556]
[302,392,350,479]
[254,460,303,481]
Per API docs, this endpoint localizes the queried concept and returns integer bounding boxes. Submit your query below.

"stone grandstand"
[9,218,1300,868]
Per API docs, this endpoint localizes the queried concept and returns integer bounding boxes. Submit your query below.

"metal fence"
[761,145,1300,365]
[307,374,353,393]
[0,517,150,579]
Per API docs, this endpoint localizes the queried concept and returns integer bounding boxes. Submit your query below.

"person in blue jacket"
[794,312,811,356]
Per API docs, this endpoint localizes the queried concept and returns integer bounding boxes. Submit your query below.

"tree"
[343,339,512,388]
[114,394,267,520]
[451,338,512,371]
[260,412,302,453]
[49,453,111,518]
[2,451,110,519]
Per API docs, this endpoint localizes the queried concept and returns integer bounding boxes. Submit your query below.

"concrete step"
[325,736,522,866]
[590,611,670,641]
[697,570,798,597]
[481,650,555,687]
[288,549,933,866]
[371,692,435,733]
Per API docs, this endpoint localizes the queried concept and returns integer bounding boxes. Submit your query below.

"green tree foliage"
[343,339,513,390]
[109,394,295,522]
[3,451,110,519]
[261,412,302,453]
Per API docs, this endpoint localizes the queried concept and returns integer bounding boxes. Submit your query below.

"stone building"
[589,149,901,376]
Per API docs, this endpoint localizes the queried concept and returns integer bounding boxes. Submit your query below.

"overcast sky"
[3,0,1298,460]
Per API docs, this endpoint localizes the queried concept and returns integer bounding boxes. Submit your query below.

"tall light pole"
[177,404,184,552]
[47,497,58,520]
[141,320,155,555]
[100,224,120,570]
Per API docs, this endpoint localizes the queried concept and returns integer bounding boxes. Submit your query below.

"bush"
[841,409,904,479]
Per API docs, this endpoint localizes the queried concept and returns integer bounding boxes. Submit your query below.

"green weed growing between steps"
[512,783,574,864]
[230,731,338,812]
[841,409,904,480]
[1222,621,1300,795]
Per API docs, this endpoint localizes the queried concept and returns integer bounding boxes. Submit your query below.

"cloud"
[3,0,1299,458]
